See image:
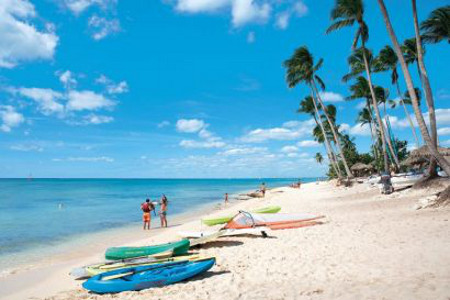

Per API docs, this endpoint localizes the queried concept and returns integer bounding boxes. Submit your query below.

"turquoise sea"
[0,178,316,270]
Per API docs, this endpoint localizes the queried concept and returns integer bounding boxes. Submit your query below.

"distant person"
[260,182,266,197]
[141,199,155,230]
[298,180,302,188]
[224,193,229,205]
[159,194,168,228]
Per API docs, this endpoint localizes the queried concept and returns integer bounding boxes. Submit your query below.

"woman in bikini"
[159,194,168,228]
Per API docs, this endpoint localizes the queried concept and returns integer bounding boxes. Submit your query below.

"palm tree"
[340,47,393,172]
[299,96,341,177]
[326,1,391,173]
[356,107,379,166]
[420,5,450,44]
[373,45,420,148]
[315,152,324,164]
[284,46,354,178]
[411,0,439,178]
[376,0,450,176]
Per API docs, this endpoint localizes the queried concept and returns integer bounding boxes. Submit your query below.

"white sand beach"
[1,180,449,300]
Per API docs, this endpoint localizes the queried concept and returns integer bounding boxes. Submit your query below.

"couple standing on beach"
[141,195,168,230]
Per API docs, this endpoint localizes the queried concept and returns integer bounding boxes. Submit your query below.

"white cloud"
[437,89,450,100]
[342,123,372,136]
[88,15,120,40]
[179,139,226,148]
[83,114,114,124]
[16,87,65,116]
[175,0,230,13]
[0,0,58,68]
[219,146,267,156]
[442,139,450,146]
[96,75,129,94]
[356,101,366,110]
[157,121,170,128]
[275,11,290,29]
[247,31,256,43]
[64,0,116,15]
[319,91,344,103]
[437,127,450,136]
[10,144,43,152]
[297,140,319,147]
[241,119,314,143]
[57,70,77,89]
[293,1,308,17]
[66,90,115,111]
[0,105,25,132]
[176,119,206,133]
[280,145,298,153]
[232,0,271,27]
[53,156,114,162]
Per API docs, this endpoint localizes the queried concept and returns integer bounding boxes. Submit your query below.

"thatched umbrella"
[410,146,450,158]
[400,155,428,167]
[351,163,374,177]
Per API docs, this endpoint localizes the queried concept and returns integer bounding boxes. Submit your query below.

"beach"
[1,180,449,300]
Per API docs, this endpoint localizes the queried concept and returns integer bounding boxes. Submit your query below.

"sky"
[0,0,449,178]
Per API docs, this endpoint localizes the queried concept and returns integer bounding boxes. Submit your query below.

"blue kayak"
[82,258,215,293]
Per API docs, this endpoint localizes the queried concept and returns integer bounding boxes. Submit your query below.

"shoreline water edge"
[1,179,449,300]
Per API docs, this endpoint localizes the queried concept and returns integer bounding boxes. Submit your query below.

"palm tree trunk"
[359,40,391,173]
[382,101,400,170]
[376,0,450,176]
[395,81,420,148]
[311,97,342,178]
[411,0,438,178]
[310,81,354,178]
[365,100,381,171]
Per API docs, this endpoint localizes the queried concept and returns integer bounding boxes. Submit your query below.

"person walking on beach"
[141,199,155,230]
[260,182,266,197]
[224,193,229,206]
[159,194,168,228]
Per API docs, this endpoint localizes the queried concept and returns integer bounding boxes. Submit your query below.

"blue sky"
[0,0,449,178]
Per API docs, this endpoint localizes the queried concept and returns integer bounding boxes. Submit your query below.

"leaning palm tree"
[339,47,392,172]
[411,0,439,178]
[376,0,450,176]
[326,0,391,173]
[299,96,341,177]
[420,5,450,44]
[373,45,420,148]
[284,46,354,178]
[356,107,379,168]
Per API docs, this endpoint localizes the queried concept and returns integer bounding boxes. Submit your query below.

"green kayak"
[202,205,281,226]
[105,239,190,260]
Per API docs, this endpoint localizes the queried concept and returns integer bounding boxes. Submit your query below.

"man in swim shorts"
[141,199,154,230]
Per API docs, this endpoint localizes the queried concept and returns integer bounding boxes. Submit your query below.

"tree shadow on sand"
[187,270,231,282]
[192,240,244,249]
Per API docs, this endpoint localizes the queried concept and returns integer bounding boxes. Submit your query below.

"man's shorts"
[143,212,150,222]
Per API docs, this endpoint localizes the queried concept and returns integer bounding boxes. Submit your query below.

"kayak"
[188,231,223,247]
[105,239,190,260]
[202,205,281,226]
[82,257,216,293]
[179,227,271,239]
[71,250,174,279]
[81,255,201,278]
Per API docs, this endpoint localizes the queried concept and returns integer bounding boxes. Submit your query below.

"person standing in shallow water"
[159,194,168,228]
[141,199,155,230]
[224,193,229,206]
[260,182,266,197]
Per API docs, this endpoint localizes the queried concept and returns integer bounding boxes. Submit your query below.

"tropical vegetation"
[284,0,450,180]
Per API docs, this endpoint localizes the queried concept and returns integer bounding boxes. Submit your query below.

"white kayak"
[178,227,270,239]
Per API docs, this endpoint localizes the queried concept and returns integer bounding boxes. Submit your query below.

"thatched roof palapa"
[410,146,450,158]
[351,162,374,171]
[401,156,428,167]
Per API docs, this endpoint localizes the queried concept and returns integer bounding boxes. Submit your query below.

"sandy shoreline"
[2,180,450,300]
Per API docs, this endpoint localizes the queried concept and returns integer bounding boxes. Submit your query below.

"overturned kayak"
[179,227,271,239]
[82,257,216,293]
[105,239,190,260]
[202,206,281,226]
